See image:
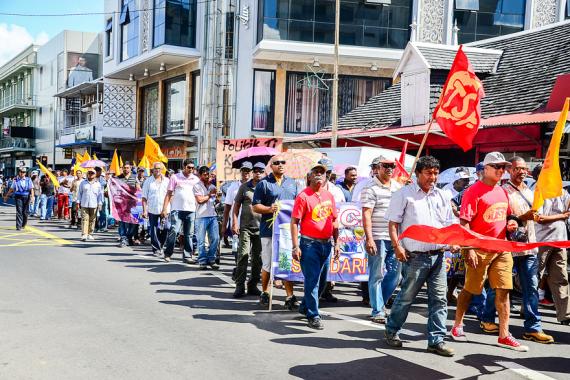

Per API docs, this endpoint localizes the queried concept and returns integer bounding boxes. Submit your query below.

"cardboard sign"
[216,138,282,181]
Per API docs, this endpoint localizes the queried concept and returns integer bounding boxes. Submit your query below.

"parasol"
[232,146,279,169]
[80,159,107,169]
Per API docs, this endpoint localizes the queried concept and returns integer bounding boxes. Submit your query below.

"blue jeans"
[481,255,541,332]
[97,198,108,231]
[119,221,137,244]
[148,213,167,252]
[386,252,448,346]
[40,195,54,220]
[368,240,401,317]
[164,210,195,258]
[299,238,331,319]
[29,194,40,215]
[196,216,220,265]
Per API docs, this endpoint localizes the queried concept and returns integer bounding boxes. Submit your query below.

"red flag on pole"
[392,140,410,182]
[433,45,485,152]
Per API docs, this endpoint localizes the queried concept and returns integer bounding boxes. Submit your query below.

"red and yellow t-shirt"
[460,180,511,239]
[292,187,337,240]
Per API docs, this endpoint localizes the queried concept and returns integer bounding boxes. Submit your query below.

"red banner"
[399,224,570,252]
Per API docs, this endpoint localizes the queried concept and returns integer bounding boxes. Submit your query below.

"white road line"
[496,362,557,380]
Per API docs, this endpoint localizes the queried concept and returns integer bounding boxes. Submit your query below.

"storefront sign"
[163,145,186,160]
[216,137,282,181]
[75,126,94,142]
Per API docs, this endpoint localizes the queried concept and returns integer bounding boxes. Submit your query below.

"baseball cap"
[18,167,27,172]
[317,157,334,171]
[311,160,328,172]
[240,161,253,170]
[475,162,485,172]
[253,162,266,170]
[483,152,510,166]
[454,167,470,181]
[370,155,396,166]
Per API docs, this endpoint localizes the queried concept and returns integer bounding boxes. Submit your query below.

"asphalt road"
[0,204,569,380]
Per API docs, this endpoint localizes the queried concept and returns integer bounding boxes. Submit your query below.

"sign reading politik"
[216,138,282,181]
[434,45,485,152]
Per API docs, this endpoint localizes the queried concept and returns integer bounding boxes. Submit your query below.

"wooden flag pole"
[409,118,436,175]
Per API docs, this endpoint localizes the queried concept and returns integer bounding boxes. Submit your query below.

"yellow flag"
[36,160,60,188]
[119,156,124,168]
[109,149,121,174]
[93,153,98,160]
[81,151,91,162]
[532,97,569,210]
[144,134,168,164]
[132,158,138,168]
[138,155,151,169]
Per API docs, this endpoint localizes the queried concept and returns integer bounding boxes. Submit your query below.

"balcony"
[0,95,38,116]
[0,137,35,152]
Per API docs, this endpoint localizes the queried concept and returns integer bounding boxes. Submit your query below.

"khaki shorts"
[464,250,513,295]
[261,237,272,273]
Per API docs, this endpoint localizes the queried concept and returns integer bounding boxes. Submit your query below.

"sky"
[0,0,104,65]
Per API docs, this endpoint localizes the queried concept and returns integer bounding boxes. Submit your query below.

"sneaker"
[538,299,555,307]
[119,241,127,248]
[247,285,262,296]
[163,256,171,263]
[384,331,403,348]
[320,292,338,303]
[87,235,94,241]
[480,321,499,334]
[199,264,208,270]
[427,342,455,357]
[308,317,324,330]
[450,325,468,341]
[370,315,386,324]
[259,292,270,306]
[81,235,87,241]
[233,284,246,298]
[522,331,554,344]
[284,295,299,311]
[209,263,220,270]
[561,319,570,326]
[497,335,529,352]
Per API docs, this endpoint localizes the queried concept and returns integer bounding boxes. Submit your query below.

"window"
[257,0,412,49]
[164,76,186,133]
[566,0,570,19]
[154,0,198,48]
[120,0,139,61]
[285,72,389,133]
[455,0,525,43]
[141,85,159,136]
[191,71,200,131]
[252,70,275,132]
[105,18,113,57]
[225,12,235,59]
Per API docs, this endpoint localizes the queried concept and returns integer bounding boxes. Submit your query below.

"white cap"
[483,152,510,166]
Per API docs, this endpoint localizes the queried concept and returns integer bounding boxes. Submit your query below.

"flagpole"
[409,118,435,175]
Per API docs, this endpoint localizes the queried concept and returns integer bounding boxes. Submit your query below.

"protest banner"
[216,138,282,182]
[271,200,368,282]
[108,177,142,224]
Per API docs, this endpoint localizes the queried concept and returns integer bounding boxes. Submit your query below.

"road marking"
[497,361,557,380]
[24,226,71,245]
[0,226,70,247]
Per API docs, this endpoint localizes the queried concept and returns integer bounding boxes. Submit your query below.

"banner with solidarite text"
[271,200,369,282]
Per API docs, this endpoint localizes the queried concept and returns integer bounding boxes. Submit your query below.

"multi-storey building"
[0,46,38,176]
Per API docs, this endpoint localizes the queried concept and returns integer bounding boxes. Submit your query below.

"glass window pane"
[362,4,381,25]
[165,77,186,133]
[340,24,363,45]
[263,18,288,40]
[290,0,314,20]
[314,22,335,43]
[477,12,501,34]
[455,10,476,33]
[389,6,412,29]
[363,26,387,47]
[479,0,500,12]
[500,0,525,14]
[252,70,275,132]
[142,85,159,136]
[315,0,335,22]
[387,28,408,48]
[263,0,290,18]
[288,20,314,42]
[340,2,358,23]
[456,0,480,10]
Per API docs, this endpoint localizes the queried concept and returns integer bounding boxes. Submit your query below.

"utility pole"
[331,0,340,148]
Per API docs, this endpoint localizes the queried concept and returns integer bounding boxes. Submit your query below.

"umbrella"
[437,166,475,184]
[265,149,324,179]
[80,159,107,168]
[232,146,279,169]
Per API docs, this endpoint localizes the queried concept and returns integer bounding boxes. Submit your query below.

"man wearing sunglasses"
[253,158,300,309]
[452,152,531,351]
[360,156,402,324]
[142,162,170,256]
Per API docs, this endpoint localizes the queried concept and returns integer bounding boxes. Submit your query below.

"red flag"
[392,140,410,182]
[433,45,485,152]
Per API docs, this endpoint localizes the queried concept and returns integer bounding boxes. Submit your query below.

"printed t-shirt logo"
[482,202,508,223]
[312,200,333,222]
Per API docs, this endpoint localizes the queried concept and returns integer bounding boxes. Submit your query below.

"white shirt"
[142,175,170,215]
[224,181,242,228]
[324,181,346,203]
[168,172,199,212]
[442,182,459,200]
[77,180,103,208]
[194,181,217,218]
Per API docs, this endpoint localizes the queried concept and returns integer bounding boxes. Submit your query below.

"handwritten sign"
[216,138,282,181]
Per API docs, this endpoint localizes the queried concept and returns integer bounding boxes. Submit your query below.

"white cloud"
[0,24,50,66]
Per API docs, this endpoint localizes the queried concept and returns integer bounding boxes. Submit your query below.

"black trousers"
[15,195,30,229]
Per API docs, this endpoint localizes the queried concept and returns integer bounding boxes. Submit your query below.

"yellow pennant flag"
[144,134,168,164]
[36,160,60,188]
[532,97,570,210]
[119,155,124,168]
[138,155,151,169]
[93,153,99,160]
[82,151,91,162]
[109,149,121,174]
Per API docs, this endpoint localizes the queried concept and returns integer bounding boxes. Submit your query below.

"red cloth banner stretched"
[399,224,570,252]
[108,177,140,224]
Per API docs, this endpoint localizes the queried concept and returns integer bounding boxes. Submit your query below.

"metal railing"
[0,95,38,111]
[0,137,34,150]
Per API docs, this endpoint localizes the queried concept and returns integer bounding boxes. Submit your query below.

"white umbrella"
[437,167,475,184]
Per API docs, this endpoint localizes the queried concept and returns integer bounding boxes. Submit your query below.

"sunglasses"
[488,164,508,170]
[512,167,528,172]
[186,166,195,170]
[272,161,286,165]
[381,163,396,169]
[253,169,264,173]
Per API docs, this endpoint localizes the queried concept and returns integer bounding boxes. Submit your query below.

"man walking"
[162,159,199,263]
[291,161,340,329]
[29,171,41,216]
[338,166,358,202]
[360,156,402,323]
[3,167,34,230]
[451,152,530,351]
[77,168,103,241]
[194,166,220,270]
[56,169,71,219]
[69,169,84,229]
[95,167,108,232]
[384,156,456,357]
[253,158,299,309]
[39,175,55,222]
[232,162,264,298]
[143,162,170,256]
[117,162,140,247]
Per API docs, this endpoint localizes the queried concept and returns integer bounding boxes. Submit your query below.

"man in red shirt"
[291,161,340,330]
[451,152,532,351]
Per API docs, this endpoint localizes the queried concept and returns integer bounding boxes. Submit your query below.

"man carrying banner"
[253,158,300,309]
[142,162,170,256]
[291,161,339,329]
[117,162,141,247]
[384,156,457,357]
[451,152,530,351]
[361,156,402,324]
